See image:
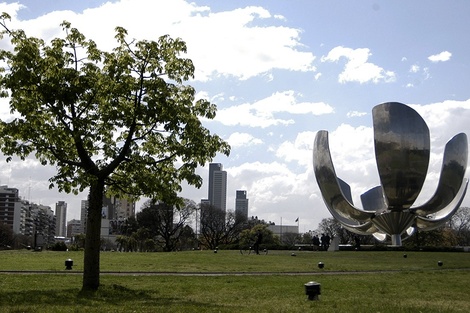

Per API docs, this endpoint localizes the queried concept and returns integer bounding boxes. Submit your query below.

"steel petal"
[373,102,430,210]
[313,130,373,223]
[413,133,468,215]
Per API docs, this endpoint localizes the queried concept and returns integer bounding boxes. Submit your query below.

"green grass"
[1,249,468,272]
[0,249,469,312]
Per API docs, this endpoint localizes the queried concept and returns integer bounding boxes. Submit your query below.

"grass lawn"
[0,249,469,312]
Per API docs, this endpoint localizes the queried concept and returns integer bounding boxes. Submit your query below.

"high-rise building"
[103,196,135,220]
[0,186,56,246]
[30,203,56,247]
[81,195,135,235]
[235,190,248,221]
[208,163,227,211]
[80,199,88,234]
[20,200,34,237]
[55,201,67,237]
[0,185,22,233]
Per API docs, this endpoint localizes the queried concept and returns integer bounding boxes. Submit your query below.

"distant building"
[200,199,210,206]
[80,199,88,234]
[67,219,82,237]
[208,163,227,211]
[30,203,56,247]
[235,190,248,221]
[0,185,22,234]
[268,225,299,238]
[55,201,67,237]
[102,196,135,220]
[81,195,135,236]
[0,185,57,247]
[20,200,34,237]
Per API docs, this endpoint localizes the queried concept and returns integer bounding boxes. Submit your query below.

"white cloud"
[226,161,319,223]
[347,111,367,118]
[214,90,334,128]
[2,0,316,82]
[410,99,470,143]
[276,131,316,167]
[322,46,396,84]
[407,100,470,204]
[0,3,24,19]
[428,51,452,63]
[227,132,263,148]
[410,64,420,73]
[329,124,375,175]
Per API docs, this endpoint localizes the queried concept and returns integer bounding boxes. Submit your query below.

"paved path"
[1,268,468,276]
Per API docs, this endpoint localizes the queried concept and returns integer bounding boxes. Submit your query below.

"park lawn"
[0,271,469,312]
[0,250,469,312]
[0,249,469,272]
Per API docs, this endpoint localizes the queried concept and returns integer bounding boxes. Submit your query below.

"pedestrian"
[354,236,361,250]
[320,233,326,251]
[312,235,320,251]
[254,230,263,254]
[324,234,331,251]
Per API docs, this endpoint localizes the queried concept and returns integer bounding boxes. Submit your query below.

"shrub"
[50,242,68,251]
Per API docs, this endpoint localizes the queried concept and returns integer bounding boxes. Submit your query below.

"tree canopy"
[0,13,229,290]
[137,199,195,251]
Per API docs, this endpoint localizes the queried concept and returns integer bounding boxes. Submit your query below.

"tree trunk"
[82,178,105,291]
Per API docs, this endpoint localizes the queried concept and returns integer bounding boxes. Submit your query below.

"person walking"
[320,233,326,251]
[253,230,263,254]
[312,235,320,251]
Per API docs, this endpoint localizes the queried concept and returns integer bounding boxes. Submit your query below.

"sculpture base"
[391,234,402,246]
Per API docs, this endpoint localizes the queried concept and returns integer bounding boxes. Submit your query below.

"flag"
[295,217,299,222]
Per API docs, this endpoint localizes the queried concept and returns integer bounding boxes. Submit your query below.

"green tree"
[131,227,150,252]
[0,15,229,290]
[178,225,197,250]
[239,224,279,248]
[450,207,470,246]
[199,204,243,249]
[137,198,195,251]
[0,222,14,249]
[316,217,374,245]
[115,235,128,252]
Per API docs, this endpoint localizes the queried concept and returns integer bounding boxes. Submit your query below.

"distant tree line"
[301,207,470,249]
[3,206,469,252]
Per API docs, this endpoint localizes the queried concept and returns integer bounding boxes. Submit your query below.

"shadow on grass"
[0,284,224,311]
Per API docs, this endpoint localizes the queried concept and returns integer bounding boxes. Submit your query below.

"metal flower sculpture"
[313,102,468,246]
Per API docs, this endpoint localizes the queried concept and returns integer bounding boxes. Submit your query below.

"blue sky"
[0,0,469,233]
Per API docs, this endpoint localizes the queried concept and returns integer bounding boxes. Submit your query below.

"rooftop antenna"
[28,177,31,202]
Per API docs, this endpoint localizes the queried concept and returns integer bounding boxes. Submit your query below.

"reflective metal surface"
[313,102,468,246]
[373,102,430,210]
[313,130,373,224]
[416,179,468,230]
[360,186,387,213]
[413,133,468,215]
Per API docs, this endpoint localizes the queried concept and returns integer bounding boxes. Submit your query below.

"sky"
[0,0,469,234]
